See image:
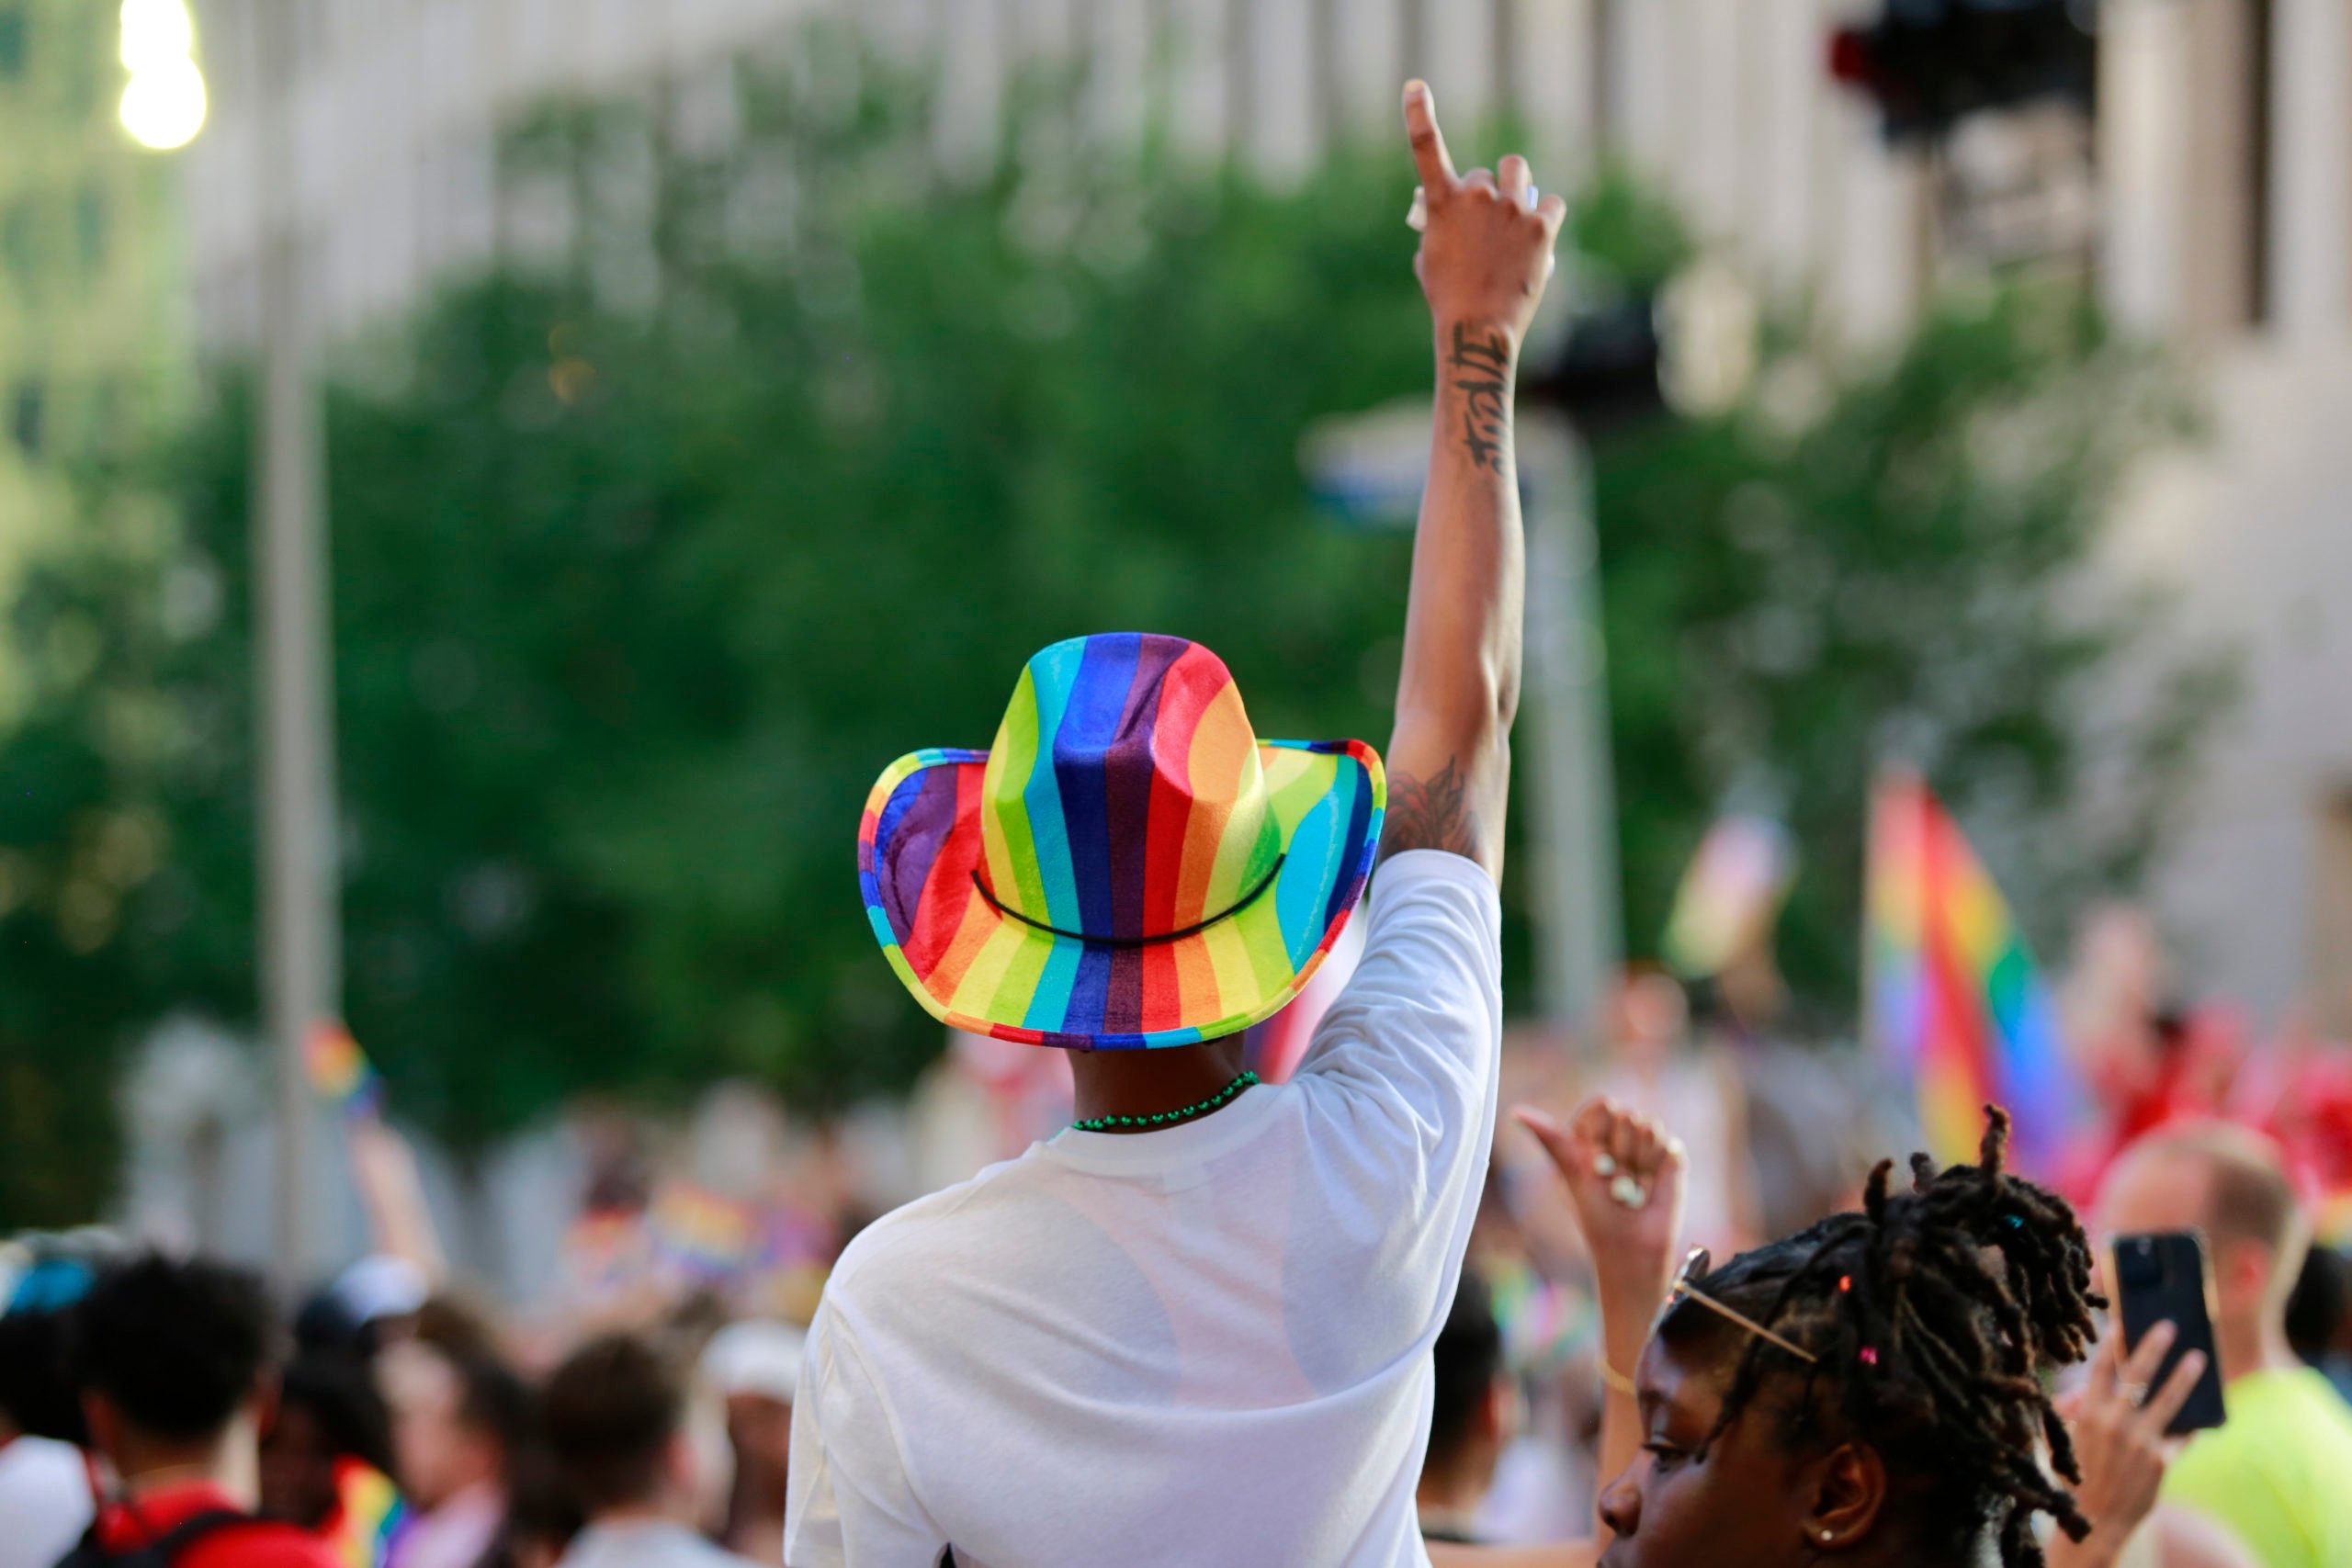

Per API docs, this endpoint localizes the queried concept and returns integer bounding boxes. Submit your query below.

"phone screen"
[2110,1230,2228,1435]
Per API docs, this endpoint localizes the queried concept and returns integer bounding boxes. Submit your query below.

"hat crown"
[978,634,1279,942]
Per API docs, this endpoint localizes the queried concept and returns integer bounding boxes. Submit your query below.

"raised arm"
[1385,82,1566,882]
[1516,1097,1685,1546]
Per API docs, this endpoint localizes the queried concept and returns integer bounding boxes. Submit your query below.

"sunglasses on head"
[1662,1247,1820,1366]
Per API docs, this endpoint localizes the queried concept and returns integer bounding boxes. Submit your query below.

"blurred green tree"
[0,36,2222,1224]
[1595,289,2229,1013]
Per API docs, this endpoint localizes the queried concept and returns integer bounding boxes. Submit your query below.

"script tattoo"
[1446,323,1513,473]
[1382,757,1485,863]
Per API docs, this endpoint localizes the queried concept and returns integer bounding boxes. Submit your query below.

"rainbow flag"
[648,1181,758,1281]
[304,1022,383,1121]
[1865,773,2079,1174]
[1662,814,1796,978]
[322,1458,404,1568]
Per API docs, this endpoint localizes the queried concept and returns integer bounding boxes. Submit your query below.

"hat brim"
[858,739,1385,1049]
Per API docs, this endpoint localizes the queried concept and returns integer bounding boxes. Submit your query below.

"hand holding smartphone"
[2109,1229,2228,1435]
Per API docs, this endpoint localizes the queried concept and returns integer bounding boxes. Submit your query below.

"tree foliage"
[1594,288,2226,1004]
[0,37,2220,1224]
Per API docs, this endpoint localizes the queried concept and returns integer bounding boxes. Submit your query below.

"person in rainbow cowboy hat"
[786,83,1567,1568]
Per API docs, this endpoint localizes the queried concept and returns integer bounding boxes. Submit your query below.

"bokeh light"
[118,0,206,151]
[117,0,194,71]
[119,55,207,151]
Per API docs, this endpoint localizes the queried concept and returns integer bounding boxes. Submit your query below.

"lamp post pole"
[1519,415,1622,1032]
[254,1,339,1295]
[1302,403,1622,1032]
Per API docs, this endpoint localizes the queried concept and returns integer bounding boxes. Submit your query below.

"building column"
[2098,0,2193,333]
[2270,0,2352,339]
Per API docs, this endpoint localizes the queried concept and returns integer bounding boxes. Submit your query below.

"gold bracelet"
[1598,1359,1637,1397]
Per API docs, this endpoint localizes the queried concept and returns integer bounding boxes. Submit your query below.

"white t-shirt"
[0,1435,95,1568]
[786,851,1503,1568]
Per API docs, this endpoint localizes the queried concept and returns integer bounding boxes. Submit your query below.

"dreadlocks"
[1660,1105,2105,1568]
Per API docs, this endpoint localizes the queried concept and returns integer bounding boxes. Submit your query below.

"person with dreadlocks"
[1430,1100,2245,1568]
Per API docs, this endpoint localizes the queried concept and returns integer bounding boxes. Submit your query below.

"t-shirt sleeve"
[1293,848,1504,1218]
[784,1299,946,1568]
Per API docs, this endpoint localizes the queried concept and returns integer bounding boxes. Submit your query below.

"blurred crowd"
[0,1238,805,1568]
[4,892,2351,1568]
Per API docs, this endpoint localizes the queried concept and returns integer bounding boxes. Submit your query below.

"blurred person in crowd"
[787,82,1563,1565]
[297,1257,433,1363]
[382,1337,530,1568]
[2057,907,2243,1203]
[2097,1122,2352,1568]
[2284,1247,2352,1401]
[1578,966,1758,1254]
[0,1253,101,1568]
[1432,1101,2244,1568]
[542,1334,752,1568]
[63,1252,341,1568]
[485,1450,582,1568]
[1419,1269,1516,1546]
[261,1354,405,1567]
[700,1323,800,1566]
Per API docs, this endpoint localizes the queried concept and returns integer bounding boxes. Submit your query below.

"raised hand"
[1403,81,1568,350]
[1513,1096,1687,1312]
[1378,84,1563,881]
[1516,1095,1688,1539]
[2047,1323,2209,1568]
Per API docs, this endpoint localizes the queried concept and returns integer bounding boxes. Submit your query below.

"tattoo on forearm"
[1383,757,1485,862]
[1446,324,1513,473]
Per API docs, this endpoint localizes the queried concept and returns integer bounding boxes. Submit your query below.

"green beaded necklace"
[1071,1070,1259,1134]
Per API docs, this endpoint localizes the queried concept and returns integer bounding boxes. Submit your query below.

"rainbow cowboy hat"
[858,633,1385,1049]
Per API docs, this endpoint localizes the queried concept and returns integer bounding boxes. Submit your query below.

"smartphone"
[2110,1230,2228,1435]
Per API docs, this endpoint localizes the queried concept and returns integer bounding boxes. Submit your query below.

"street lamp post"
[1302,403,1623,1032]
[252,2,339,1294]
[1518,415,1623,1030]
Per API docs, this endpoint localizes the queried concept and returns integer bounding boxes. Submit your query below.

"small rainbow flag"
[1865,772,2079,1175]
[323,1457,404,1568]
[648,1181,758,1281]
[304,1022,383,1121]
[1662,814,1796,978]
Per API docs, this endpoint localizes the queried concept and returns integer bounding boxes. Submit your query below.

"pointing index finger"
[1403,81,1457,198]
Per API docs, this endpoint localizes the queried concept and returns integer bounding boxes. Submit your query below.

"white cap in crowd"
[702,1318,808,1405]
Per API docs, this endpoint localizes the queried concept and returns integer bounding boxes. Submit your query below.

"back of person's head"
[1425,1269,1509,1487]
[2286,1246,2348,1364]
[262,1352,399,1527]
[74,1252,277,1449]
[541,1333,687,1517]
[2101,1119,2308,1323]
[1614,1108,2102,1568]
[486,1444,584,1568]
[0,1305,91,1443]
[2,1245,111,1443]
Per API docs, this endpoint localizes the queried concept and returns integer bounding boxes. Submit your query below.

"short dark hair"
[456,1349,535,1461]
[278,1353,398,1476]
[1427,1269,1505,1474]
[541,1334,685,1513]
[0,1307,86,1442]
[74,1252,277,1441]
[2287,1247,2347,1364]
